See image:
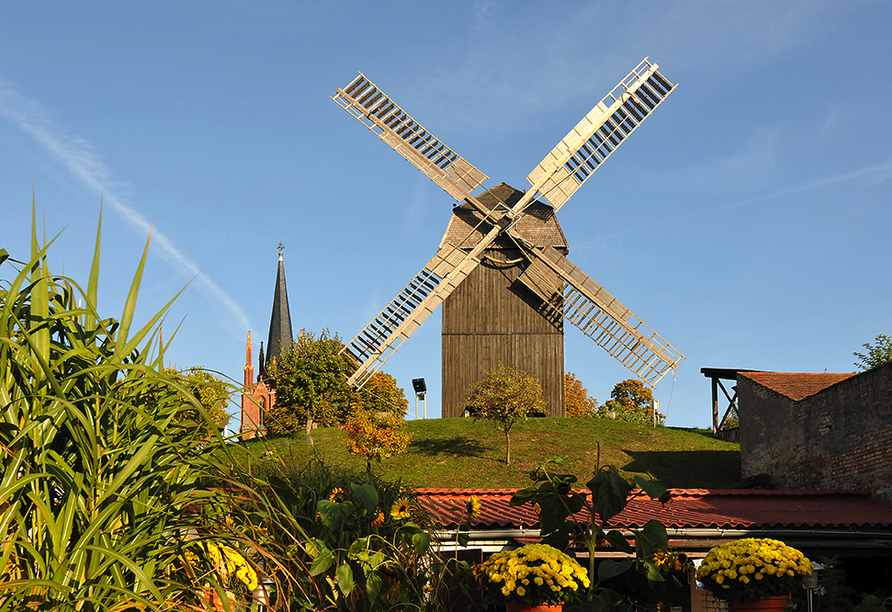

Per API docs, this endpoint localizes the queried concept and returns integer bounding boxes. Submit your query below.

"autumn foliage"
[564,372,598,418]
[610,378,664,424]
[342,409,410,472]
[351,372,408,419]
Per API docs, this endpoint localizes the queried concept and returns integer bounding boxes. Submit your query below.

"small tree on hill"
[464,363,546,465]
[342,409,410,473]
[564,372,598,418]
[164,366,231,434]
[854,334,892,371]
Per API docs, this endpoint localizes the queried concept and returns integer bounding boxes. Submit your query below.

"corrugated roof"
[439,183,568,251]
[738,372,856,401]
[416,488,892,530]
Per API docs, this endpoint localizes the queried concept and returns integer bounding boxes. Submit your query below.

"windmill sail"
[518,246,682,386]
[341,221,513,387]
[525,58,676,213]
[334,59,683,390]
[333,73,489,204]
[342,244,466,387]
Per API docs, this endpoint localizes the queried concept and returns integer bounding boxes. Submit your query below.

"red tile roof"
[416,488,892,530]
[737,372,856,401]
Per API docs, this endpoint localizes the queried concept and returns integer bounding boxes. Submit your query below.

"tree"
[163,366,231,433]
[464,363,546,465]
[351,372,408,419]
[564,372,598,418]
[610,378,664,424]
[266,328,352,435]
[854,334,892,371]
[342,409,410,472]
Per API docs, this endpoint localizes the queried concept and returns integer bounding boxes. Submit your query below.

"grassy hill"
[237,418,741,490]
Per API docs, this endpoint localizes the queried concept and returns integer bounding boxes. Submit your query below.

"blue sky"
[2,1,890,430]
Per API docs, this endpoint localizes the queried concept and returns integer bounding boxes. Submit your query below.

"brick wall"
[738,362,892,499]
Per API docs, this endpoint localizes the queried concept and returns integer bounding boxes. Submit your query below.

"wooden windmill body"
[332,58,685,416]
[441,184,567,416]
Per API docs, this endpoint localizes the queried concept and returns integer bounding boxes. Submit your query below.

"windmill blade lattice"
[332,73,489,205]
[341,236,495,388]
[525,58,676,214]
[518,246,683,386]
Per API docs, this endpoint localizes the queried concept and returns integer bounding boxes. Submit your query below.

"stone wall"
[738,362,892,499]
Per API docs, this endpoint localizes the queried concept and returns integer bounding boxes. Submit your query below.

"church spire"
[265,243,293,368]
[244,331,254,388]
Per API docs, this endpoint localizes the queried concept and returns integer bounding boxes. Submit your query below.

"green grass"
[237,418,741,490]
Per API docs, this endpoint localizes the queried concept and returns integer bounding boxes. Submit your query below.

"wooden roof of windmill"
[439,183,568,251]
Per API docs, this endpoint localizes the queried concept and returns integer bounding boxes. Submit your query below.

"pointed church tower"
[240,244,293,439]
[240,331,269,439]
[266,243,293,368]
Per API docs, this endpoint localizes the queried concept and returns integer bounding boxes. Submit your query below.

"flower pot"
[506,604,563,612]
[729,595,790,611]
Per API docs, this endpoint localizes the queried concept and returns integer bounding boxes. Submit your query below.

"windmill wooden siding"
[440,184,568,418]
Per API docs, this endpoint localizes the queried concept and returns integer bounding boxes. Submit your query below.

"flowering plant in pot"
[473,543,590,610]
[634,548,693,606]
[696,538,812,603]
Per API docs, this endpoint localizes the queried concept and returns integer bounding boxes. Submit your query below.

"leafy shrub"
[230,456,442,611]
[594,400,654,424]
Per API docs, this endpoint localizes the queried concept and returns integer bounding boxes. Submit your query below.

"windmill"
[332,58,684,417]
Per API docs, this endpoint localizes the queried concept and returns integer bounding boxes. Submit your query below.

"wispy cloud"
[572,155,892,252]
[674,125,783,195]
[0,77,251,331]
[470,0,499,33]
[763,159,892,198]
[413,2,850,137]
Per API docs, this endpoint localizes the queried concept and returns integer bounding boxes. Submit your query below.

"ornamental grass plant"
[0,206,262,611]
[695,538,813,602]
[473,543,590,607]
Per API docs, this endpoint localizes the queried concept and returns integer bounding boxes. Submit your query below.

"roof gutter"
[431,527,892,551]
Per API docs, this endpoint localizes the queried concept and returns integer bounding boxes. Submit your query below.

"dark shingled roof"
[265,253,293,368]
[738,372,856,402]
[439,183,568,251]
